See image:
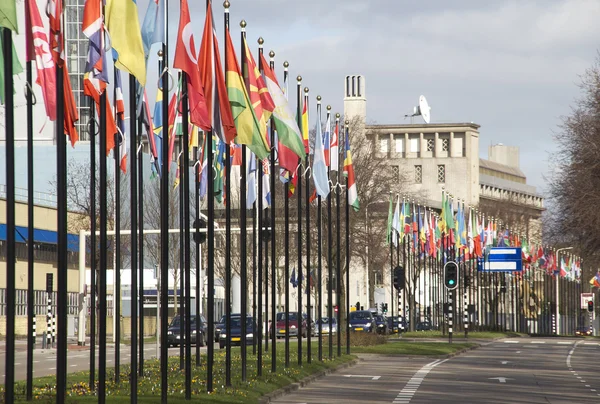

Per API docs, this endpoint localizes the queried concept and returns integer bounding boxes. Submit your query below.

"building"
[344,74,544,311]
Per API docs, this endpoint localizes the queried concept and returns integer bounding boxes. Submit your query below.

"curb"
[258,358,360,404]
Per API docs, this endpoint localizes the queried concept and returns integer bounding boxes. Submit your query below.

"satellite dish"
[418,95,431,124]
[404,95,432,124]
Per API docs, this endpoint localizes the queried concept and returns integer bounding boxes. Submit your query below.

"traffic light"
[334,305,339,313]
[464,275,471,288]
[443,261,459,290]
[588,300,594,312]
[393,266,405,290]
[383,303,388,313]
[193,218,207,244]
[355,302,360,311]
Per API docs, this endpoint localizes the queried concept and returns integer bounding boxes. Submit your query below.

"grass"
[400,330,525,339]
[352,340,476,355]
[7,343,355,403]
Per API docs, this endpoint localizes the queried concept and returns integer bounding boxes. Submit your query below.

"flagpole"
[128,74,139,402]
[89,94,97,387]
[317,191,323,361]
[218,0,229,393]
[181,69,192,397]
[239,19,248,384]
[269,52,278,373]
[253,37,262,358]
[24,6,36,395]
[298,88,305,367]
[137,117,145,375]
[322,98,332,359]
[257,86,264,373]
[179,137,185,369]
[389,192,394,330]
[113,68,122,384]
[335,119,341,357]
[195,138,201,368]
[344,120,351,355]
[306,87,316,363]
[2,26,16,404]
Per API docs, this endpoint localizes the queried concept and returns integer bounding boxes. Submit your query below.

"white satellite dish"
[404,95,432,124]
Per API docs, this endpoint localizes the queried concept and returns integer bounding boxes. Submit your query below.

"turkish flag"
[173,0,210,131]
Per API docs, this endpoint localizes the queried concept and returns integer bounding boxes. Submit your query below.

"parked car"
[374,314,388,334]
[214,313,249,342]
[275,312,308,338]
[349,310,377,332]
[416,320,434,331]
[218,316,257,349]
[575,326,593,336]
[317,317,337,335]
[167,314,208,347]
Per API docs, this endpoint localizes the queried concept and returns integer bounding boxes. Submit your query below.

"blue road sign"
[477,247,523,272]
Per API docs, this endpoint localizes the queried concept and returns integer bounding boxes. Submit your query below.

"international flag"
[246,150,257,209]
[198,0,236,143]
[589,272,600,288]
[330,119,339,172]
[83,72,116,154]
[141,0,164,61]
[173,154,181,189]
[0,0,18,31]
[230,143,242,166]
[290,267,297,288]
[214,136,226,203]
[105,0,146,85]
[151,89,164,178]
[25,0,56,120]
[243,37,274,132]
[402,199,411,237]
[82,0,108,82]
[0,28,22,104]
[386,193,393,245]
[115,69,127,173]
[312,109,330,198]
[302,94,309,154]
[198,131,208,198]
[224,29,269,160]
[391,195,400,247]
[323,114,331,167]
[262,159,271,208]
[260,53,305,174]
[173,0,210,131]
[343,125,359,211]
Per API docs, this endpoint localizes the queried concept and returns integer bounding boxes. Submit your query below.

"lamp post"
[555,247,573,335]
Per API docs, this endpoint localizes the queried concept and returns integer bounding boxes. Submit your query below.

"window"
[442,138,449,152]
[410,137,420,153]
[394,135,404,153]
[426,139,434,152]
[379,137,388,153]
[437,165,446,183]
[415,165,422,184]
[392,165,400,180]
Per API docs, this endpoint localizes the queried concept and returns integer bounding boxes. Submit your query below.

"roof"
[366,122,481,131]
[0,225,79,252]
[479,158,526,179]
[479,174,543,199]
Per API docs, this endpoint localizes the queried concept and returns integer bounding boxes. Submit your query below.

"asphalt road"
[272,337,600,404]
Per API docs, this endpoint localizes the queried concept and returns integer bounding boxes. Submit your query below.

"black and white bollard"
[464,288,469,338]
[52,313,56,348]
[47,292,52,349]
[32,316,36,348]
[448,291,453,344]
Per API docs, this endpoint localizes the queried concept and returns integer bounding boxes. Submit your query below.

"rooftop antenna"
[404,95,431,124]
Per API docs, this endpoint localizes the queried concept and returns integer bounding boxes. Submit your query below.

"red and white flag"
[331,119,339,172]
[25,0,57,121]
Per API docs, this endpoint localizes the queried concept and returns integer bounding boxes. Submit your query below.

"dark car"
[575,326,593,336]
[215,313,248,342]
[167,314,208,347]
[275,312,308,338]
[416,320,433,331]
[349,310,376,332]
[218,315,257,349]
[374,314,388,335]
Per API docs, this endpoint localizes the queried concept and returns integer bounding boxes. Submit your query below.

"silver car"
[318,317,337,335]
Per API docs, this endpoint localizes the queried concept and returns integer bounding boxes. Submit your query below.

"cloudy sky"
[148,0,599,194]
[2,0,599,197]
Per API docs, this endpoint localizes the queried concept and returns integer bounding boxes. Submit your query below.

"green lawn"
[400,330,525,339]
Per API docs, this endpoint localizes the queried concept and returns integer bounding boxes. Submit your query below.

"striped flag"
[115,69,127,173]
[302,94,309,154]
[323,114,331,167]
[330,119,339,172]
[343,125,359,211]
[262,158,271,208]
[312,110,330,198]
[83,72,116,154]
[246,151,257,209]
[82,0,108,82]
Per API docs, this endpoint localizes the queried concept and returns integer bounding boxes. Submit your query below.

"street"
[272,338,600,404]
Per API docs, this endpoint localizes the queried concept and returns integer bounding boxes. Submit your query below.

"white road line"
[558,341,573,345]
[583,342,599,345]
[504,341,519,344]
[392,359,447,403]
[530,341,546,344]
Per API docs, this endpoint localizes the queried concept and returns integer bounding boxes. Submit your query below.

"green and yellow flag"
[0,29,23,104]
[0,0,18,32]
[224,29,269,160]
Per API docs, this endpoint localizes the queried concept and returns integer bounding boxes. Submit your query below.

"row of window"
[0,241,79,266]
[0,289,79,317]
[392,165,446,184]
[381,137,450,154]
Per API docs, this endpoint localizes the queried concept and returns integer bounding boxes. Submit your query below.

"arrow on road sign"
[344,375,381,380]
[489,377,512,383]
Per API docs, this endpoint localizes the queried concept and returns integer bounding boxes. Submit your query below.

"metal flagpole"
[344,121,351,355]
[113,69,122,383]
[129,74,139,402]
[2,26,17,403]
[179,138,185,369]
[298,91,305,367]
[257,117,264,375]
[336,129,342,357]
[137,118,145,375]
[24,5,36,394]
[182,71,192,398]
[195,141,201,367]
[90,95,97,386]
[269,52,277,373]
[317,192,323,360]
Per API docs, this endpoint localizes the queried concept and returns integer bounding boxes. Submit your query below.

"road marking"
[343,375,381,380]
[516,351,521,354]
[558,341,573,345]
[583,342,599,345]
[501,361,509,365]
[392,359,447,403]
[70,365,77,367]
[504,341,519,344]
[530,341,546,344]
[488,377,512,383]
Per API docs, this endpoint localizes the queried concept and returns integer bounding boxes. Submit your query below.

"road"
[272,337,600,404]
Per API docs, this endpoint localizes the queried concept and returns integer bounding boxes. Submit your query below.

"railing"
[0,184,58,208]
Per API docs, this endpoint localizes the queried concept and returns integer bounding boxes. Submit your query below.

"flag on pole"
[302,94,309,154]
[82,0,108,83]
[115,69,127,173]
[246,150,257,209]
[243,37,274,131]
[141,0,164,61]
[0,30,22,104]
[198,0,236,143]
[105,0,146,85]
[83,72,116,154]
[25,0,57,120]
[391,195,400,247]
[262,158,271,208]
[260,53,305,173]
[312,109,330,198]
[173,0,211,131]
[0,0,18,32]
[331,120,339,172]
[290,267,297,288]
[386,193,393,245]
[224,29,269,159]
[151,89,164,178]
[343,125,359,211]
[323,114,331,167]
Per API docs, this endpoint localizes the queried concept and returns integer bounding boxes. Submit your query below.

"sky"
[2,0,600,196]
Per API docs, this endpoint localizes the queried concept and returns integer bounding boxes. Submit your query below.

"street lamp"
[555,247,573,335]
